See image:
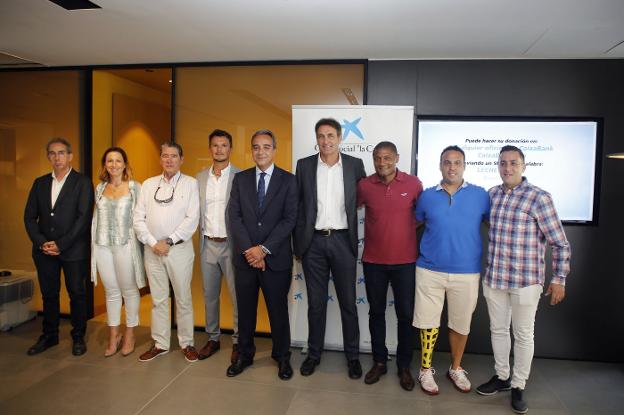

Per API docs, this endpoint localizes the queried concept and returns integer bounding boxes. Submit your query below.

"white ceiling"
[1,0,624,67]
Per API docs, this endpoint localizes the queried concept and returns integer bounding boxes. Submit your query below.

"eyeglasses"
[153,177,178,204]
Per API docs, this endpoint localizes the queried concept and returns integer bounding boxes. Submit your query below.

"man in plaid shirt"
[476,145,570,415]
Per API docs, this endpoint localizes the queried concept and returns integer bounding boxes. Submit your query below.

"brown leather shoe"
[398,368,415,391]
[364,362,388,384]
[139,345,168,362]
[182,346,199,362]
[230,344,240,364]
[198,340,220,360]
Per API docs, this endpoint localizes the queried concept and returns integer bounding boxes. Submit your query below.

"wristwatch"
[166,237,174,246]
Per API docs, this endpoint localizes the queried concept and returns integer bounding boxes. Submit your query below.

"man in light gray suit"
[294,118,367,379]
[196,129,241,362]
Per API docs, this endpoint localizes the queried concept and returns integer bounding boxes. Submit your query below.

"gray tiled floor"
[0,318,622,415]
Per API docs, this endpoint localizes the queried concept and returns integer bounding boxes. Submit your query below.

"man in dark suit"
[226,129,298,380]
[293,118,367,379]
[24,137,94,356]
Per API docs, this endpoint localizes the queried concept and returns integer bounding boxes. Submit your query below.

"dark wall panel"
[367,59,624,362]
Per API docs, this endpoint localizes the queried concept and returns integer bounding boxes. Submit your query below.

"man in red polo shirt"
[357,141,423,391]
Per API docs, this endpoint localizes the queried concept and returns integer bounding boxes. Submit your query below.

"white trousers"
[144,240,195,350]
[483,283,542,390]
[94,244,140,327]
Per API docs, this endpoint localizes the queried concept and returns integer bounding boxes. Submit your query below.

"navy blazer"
[293,153,366,257]
[24,169,95,261]
[227,165,298,271]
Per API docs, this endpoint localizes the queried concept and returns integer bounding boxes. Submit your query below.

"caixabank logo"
[339,116,375,153]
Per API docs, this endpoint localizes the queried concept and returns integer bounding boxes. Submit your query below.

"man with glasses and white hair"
[133,141,200,363]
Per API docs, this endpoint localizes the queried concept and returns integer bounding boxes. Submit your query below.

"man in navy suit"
[226,129,298,380]
[24,137,94,356]
[293,118,366,379]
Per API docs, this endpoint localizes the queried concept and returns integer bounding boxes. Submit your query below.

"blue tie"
[258,172,266,209]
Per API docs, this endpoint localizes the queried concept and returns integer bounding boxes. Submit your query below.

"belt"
[314,229,348,237]
[205,236,227,243]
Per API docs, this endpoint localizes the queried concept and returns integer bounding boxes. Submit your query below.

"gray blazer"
[293,153,366,258]
[196,163,241,252]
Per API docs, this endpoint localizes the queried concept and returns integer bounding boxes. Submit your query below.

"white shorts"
[413,266,480,335]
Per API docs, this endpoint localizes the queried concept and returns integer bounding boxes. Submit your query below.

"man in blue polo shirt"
[413,145,489,396]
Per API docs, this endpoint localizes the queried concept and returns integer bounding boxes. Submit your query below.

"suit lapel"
[342,154,355,207]
[310,156,318,206]
[44,174,53,212]
[247,169,261,218]
[260,167,282,215]
[198,168,208,209]
[226,166,237,203]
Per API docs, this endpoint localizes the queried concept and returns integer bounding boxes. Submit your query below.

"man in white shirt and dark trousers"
[133,141,200,362]
[196,129,241,362]
[294,118,367,379]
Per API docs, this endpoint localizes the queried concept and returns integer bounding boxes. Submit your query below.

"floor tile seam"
[133,363,193,415]
[179,371,435,401]
[282,389,434,415]
[44,358,200,375]
[532,365,573,413]
[281,388,301,415]
[0,360,77,404]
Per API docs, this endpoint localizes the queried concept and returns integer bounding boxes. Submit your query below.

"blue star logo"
[356,296,366,305]
[341,117,364,141]
[294,292,303,300]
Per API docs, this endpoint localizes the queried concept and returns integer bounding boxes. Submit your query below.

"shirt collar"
[209,163,231,177]
[435,180,467,191]
[499,176,528,193]
[256,163,275,177]
[162,171,181,185]
[318,153,342,167]
[51,168,72,182]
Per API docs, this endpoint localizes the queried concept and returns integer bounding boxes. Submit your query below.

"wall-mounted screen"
[416,116,602,224]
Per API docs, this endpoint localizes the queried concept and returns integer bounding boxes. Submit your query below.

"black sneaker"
[511,387,528,414]
[476,375,512,395]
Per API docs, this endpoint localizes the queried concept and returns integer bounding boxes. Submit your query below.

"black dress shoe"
[348,359,363,379]
[364,362,388,384]
[278,360,293,380]
[27,335,59,356]
[227,358,252,377]
[72,338,87,356]
[398,368,415,391]
[300,357,320,376]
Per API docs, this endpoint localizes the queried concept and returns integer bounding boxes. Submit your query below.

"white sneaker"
[447,366,471,392]
[418,367,439,395]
